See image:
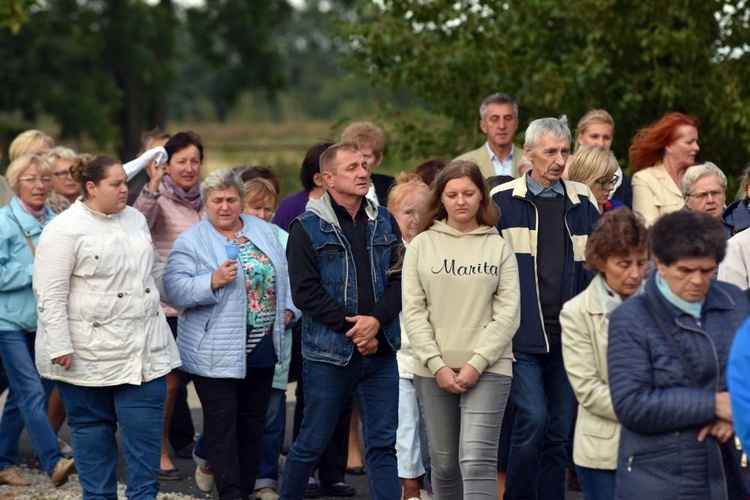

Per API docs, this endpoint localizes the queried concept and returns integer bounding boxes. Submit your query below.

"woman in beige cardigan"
[560,208,649,500]
[630,112,700,227]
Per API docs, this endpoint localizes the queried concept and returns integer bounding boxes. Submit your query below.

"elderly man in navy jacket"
[491,116,599,500]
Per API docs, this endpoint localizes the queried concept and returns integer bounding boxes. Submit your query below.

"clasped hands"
[435,365,480,394]
[345,315,380,355]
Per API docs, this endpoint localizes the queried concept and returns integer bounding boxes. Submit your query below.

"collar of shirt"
[485,142,515,176]
[525,171,565,198]
[329,193,367,221]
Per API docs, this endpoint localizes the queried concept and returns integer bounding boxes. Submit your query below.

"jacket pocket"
[618,446,680,499]
[73,320,127,361]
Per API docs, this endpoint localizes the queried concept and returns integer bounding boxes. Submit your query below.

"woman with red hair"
[630,112,700,227]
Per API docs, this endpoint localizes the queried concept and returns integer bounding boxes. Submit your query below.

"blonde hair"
[244,178,278,208]
[9,130,54,162]
[567,145,619,188]
[6,155,53,192]
[575,109,614,152]
[387,172,430,213]
[340,121,385,154]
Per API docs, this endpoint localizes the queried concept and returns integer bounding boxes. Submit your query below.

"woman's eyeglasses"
[594,175,619,189]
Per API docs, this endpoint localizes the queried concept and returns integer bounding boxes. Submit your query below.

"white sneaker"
[195,465,214,493]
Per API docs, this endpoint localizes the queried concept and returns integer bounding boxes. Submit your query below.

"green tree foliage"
[185,0,292,121]
[337,0,750,176]
[0,0,291,159]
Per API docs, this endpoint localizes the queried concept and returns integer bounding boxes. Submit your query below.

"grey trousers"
[415,372,512,499]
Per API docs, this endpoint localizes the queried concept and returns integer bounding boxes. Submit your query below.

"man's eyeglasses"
[18,176,52,184]
[687,190,724,201]
[594,175,619,189]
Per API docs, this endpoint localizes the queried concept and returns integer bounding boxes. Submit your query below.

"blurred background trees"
[337,0,750,178]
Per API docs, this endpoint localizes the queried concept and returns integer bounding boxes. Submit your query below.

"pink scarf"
[17,198,47,224]
[162,174,203,213]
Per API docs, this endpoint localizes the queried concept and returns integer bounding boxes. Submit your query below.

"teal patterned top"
[237,240,277,354]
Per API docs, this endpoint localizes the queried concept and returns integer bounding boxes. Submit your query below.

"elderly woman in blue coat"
[608,210,749,500]
[0,154,75,487]
[164,168,297,500]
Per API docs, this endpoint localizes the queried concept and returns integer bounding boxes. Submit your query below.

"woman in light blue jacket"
[0,154,75,487]
[164,168,297,500]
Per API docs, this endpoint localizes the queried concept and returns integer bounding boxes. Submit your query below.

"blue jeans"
[0,331,62,476]
[575,466,615,500]
[255,388,286,491]
[57,377,166,500]
[280,352,399,500]
[505,344,576,500]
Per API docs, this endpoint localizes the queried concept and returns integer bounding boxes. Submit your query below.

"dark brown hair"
[418,160,499,233]
[414,158,447,187]
[165,131,203,163]
[585,208,649,271]
[70,154,121,199]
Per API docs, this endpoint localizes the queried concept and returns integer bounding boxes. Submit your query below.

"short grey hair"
[46,146,79,164]
[200,168,246,204]
[479,92,518,121]
[681,162,727,196]
[524,116,571,150]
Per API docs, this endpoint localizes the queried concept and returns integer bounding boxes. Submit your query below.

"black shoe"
[345,466,366,476]
[159,468,184,481]
[319,482,356,497]
[304,480,320,498]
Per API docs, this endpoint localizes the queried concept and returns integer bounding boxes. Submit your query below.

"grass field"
[173,120,420,199]
[173,120,336,198]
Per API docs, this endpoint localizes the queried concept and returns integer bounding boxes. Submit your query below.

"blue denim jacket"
[296,194,400,365]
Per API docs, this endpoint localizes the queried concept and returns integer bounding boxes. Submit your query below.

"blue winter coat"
[0,197,56,332]
[608,277,749,500]
[164,215,297,379]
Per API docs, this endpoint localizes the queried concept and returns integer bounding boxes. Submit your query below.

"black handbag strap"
[645,297,701,388]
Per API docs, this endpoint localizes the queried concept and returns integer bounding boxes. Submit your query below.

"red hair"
[628,112,700,173]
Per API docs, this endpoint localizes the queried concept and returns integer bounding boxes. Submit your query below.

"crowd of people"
[1,89,750,500]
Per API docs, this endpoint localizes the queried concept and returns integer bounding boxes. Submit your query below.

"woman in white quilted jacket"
[33,154,180,499]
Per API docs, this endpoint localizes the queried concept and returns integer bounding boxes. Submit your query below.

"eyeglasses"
[18,176,52,184]
[53,171,72,179]
[687,190,724,201]
[594,175,619,189]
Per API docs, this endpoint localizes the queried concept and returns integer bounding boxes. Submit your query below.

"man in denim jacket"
[280,142,403,500]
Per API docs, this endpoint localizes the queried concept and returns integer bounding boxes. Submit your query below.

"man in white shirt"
[455,92,523,178]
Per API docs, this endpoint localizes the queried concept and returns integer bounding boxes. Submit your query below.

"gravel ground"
[0,466,200,500]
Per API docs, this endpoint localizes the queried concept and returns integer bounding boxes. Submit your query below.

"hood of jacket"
[306,192,378,228]
[428,219,499,237]
[721,198,750,233]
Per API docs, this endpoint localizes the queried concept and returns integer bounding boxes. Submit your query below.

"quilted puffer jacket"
[608,276,749,500]
[164,214,297,379]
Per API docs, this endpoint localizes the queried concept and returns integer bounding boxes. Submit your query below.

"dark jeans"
[505,343,576,500]
[293,371,352,484]
[193,367,275,500]
[280,352,399,500]
[165,316,195,455]
[575,466,615,500]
